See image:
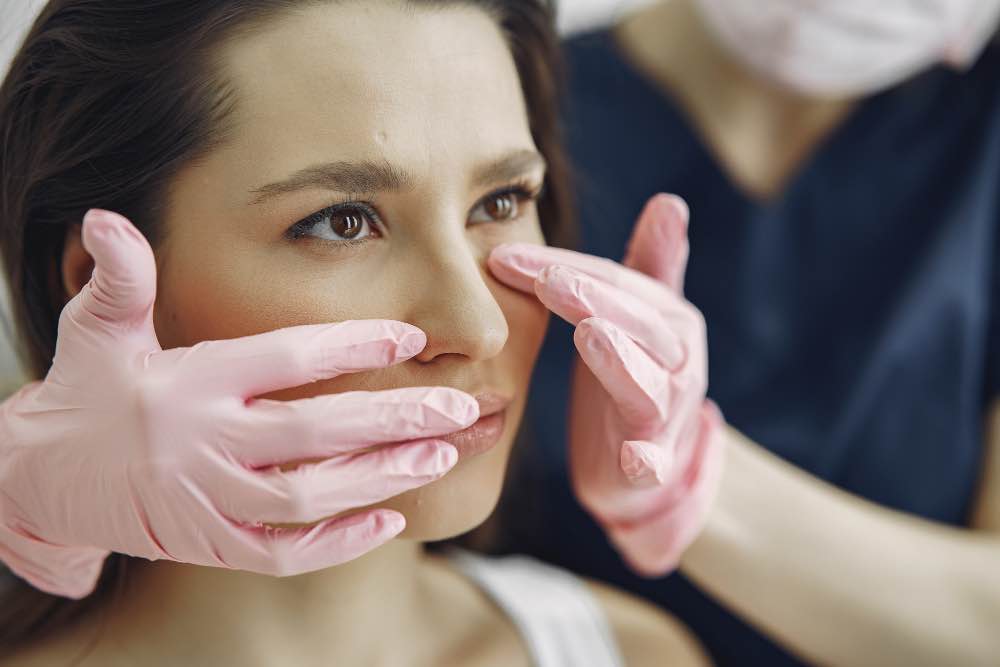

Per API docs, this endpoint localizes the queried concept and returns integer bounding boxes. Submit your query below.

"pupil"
[488,195,513,219]
[332,213,362,238]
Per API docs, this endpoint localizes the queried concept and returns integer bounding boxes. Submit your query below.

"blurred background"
[7,0,658,71]
[0,0,653,394]
[1,0,654,98]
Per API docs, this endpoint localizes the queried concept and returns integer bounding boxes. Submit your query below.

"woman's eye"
[288,204,379,243]
[470,191,523,224]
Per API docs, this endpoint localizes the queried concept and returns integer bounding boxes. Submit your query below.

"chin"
[386,417,517,542]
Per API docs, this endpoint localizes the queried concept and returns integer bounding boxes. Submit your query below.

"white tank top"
[446,548,626,667]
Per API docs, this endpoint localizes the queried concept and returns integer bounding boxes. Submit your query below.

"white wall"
[0,0,47,79]
[557,0,656,35]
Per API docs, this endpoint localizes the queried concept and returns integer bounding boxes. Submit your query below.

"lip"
[473,391,512,418]
[437,391,512,459]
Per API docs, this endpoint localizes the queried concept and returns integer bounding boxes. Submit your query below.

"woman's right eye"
[287,203,381,243]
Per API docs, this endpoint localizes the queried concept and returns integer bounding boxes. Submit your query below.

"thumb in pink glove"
[0,208,478,599]
[488,194,725,576]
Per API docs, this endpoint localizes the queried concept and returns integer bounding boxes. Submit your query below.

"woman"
[0,0,709,664]
[507,0,1000,665]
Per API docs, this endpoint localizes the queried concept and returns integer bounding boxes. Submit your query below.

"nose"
[403,242,509,364]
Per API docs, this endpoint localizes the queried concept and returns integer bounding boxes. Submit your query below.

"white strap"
[447,548,626,667]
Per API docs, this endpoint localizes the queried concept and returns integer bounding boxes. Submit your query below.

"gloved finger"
[620,439,674,487]
[148,319,427,399]
[622,194,690,294]
[213,508,406,577]
[535,265,688,370]
[574,317,669,430]
[217,439,458,524]
[54,210,160,378]
[233,386,479,467]
[75,208,157,330]
[488,243,671,311]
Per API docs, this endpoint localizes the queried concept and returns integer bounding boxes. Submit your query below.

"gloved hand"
[0,208,478,599]
[488,194,725,576]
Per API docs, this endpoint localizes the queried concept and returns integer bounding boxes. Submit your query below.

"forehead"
[213,2,534,182]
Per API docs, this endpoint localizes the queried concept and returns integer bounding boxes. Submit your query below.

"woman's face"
[151,2,549,540]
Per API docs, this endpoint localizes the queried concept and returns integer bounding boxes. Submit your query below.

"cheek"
[496,285,549,380]
[154,252,410,404]
[152,241,367,350]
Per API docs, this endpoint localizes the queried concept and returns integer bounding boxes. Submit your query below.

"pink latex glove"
[0,209,478,599]
[488,194,725,576]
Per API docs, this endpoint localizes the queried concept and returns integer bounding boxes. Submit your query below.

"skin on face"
[150,1,549,540]
[37,5,714,665]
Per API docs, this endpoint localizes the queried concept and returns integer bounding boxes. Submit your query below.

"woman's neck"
[615,0,858,200]
[76,539,444,666]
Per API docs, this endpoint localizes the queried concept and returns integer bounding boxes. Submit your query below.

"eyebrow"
[248,160,411,205]
[470,149,547,189]
[247,149,546,206]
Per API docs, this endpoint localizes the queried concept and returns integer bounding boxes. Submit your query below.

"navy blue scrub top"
[499,29,1000,666]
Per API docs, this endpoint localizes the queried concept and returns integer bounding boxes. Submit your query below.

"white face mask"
[691,0,1000,97]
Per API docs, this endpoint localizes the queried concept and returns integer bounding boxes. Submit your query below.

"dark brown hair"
[0,0,572,657]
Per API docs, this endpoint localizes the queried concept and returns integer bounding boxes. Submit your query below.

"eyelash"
[285,179,545,245]
[286,199,380,245]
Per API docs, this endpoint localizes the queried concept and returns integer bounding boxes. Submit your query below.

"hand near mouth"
[0,209,482,598]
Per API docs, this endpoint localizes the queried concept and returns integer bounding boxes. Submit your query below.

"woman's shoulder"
[583,576,711,667]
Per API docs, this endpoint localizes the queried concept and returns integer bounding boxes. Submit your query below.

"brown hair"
[0,0,573,657]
